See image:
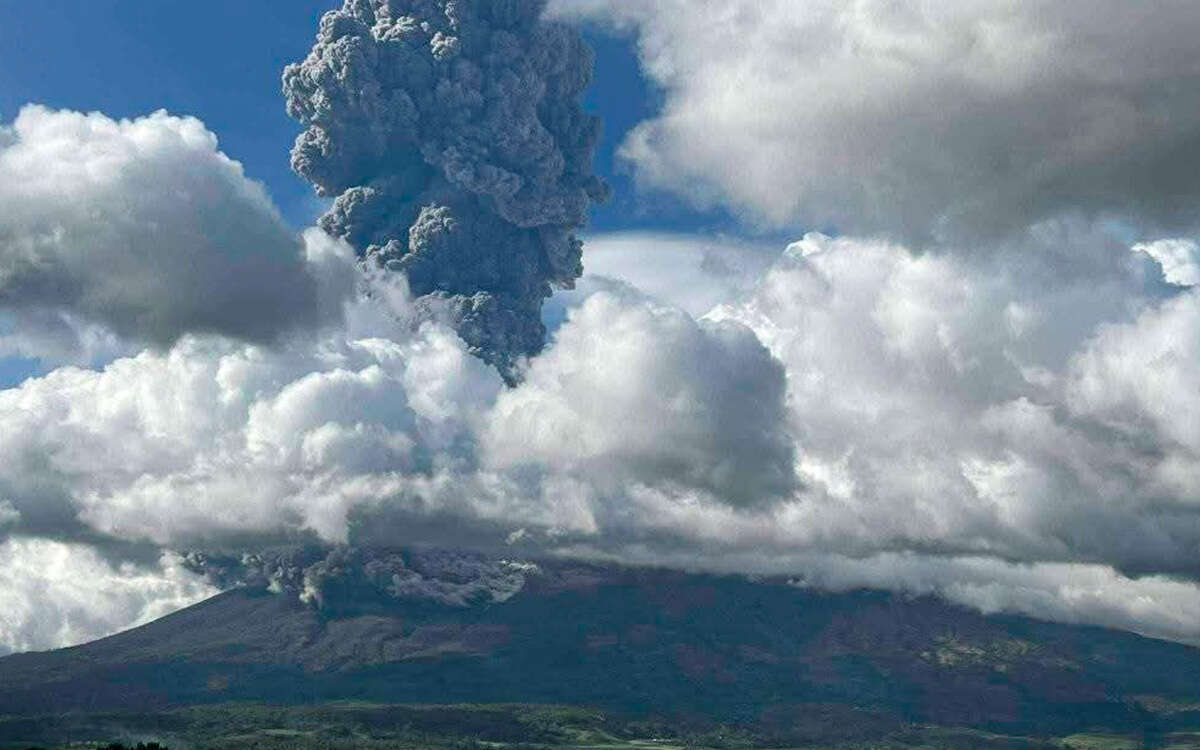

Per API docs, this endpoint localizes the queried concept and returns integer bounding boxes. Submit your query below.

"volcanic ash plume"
[284,0,609,382]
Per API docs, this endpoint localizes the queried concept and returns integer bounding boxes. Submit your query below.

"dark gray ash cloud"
[284,0,608,382]
[187,546,535,610]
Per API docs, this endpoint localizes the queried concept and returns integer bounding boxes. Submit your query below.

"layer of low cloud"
[0,106,321,355]
[5,218,1200,651]
[0,273,790,555]
[549,0,1200,243]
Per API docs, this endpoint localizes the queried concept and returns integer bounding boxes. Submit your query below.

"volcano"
[3,556,1200,747]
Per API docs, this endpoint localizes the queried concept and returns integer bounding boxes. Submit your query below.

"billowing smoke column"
[284,0,609,382]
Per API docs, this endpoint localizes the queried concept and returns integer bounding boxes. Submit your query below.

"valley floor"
[3,703,1199,750]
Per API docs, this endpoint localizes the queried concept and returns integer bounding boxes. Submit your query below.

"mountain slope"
[3,561,1200,739]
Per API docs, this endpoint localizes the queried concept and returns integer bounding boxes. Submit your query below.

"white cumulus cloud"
[550,0,1200,242]
[0,538,214,654]
[0,106,322,359]
[1133,238,1200,287]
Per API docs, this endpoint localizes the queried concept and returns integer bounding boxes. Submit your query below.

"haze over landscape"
[3,2,1200,746]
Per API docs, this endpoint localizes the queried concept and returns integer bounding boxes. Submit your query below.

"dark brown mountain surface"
[3,559,1200,746]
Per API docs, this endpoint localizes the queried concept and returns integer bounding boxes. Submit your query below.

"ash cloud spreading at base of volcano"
[184,545,545,611]
[284,0,608,382]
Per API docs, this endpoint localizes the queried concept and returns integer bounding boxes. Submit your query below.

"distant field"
[4,702,1199,750]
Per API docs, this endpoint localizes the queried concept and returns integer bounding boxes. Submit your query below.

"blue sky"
[0,1,740,235]
[0,1,331,226]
